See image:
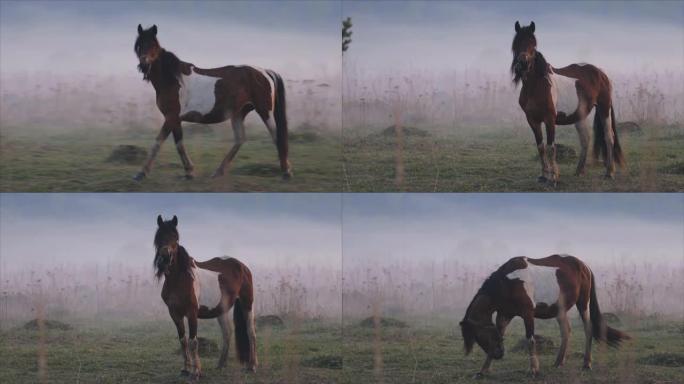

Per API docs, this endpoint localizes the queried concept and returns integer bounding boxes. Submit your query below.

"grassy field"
[0,317,343,384]
[343,124,684,192]
[3,314,680,383]
[342,314,684,384]
[0,126,341,192]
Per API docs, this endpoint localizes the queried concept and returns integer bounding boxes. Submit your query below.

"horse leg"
[601,106,616,179]
[476,313,510,377]
[217,293,237,369]
[171,123,195,180]
[523,314,539,376]
[575,117,590,176]
[526,116,549,182]
[134,116,173,181]
[187,311,202,380]
[577,301,593,370]
[245,307,258,372]
[554,310,571,367]
[544,118,559,184]
[169,310,191,377]
[211,117,246,178]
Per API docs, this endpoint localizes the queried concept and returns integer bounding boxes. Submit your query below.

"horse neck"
[467,293,496,323]
[168,247,192,279]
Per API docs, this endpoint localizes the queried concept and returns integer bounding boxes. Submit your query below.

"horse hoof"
[133,172,146,181]
[179,369,190,377]
[282,172,292,180]
[473,372,485,379]
[245,365,257,373]
[582,364,592,371]
[184,174,194,180]
[537,175,548,183]
[603,173,615,180]
[211,170,224,179]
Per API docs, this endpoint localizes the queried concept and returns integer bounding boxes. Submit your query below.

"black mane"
[137,48,183,87]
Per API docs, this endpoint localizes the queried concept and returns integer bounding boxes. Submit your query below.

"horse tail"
[267,70,288,166]
[589,271,630,347]
[592,105,607,163]
[611,106,625,167]
[233,298,251,364]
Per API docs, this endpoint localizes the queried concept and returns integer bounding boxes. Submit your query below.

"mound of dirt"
[358,316,408,329]
[616,121,643,135]
[512,335,555,354]
[256,315,285,328]
[106,145,147,164]
[23,319,72,331]
[302,354,342,370]
[659,162,684,175]
[177,337,219,356]
[380,125,430,138]
[638,353,684,367]
[602,312,622,325]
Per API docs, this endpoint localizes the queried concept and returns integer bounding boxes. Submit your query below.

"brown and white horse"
[511,21,624,184]
[154,215,257,380]
[460,254,630,378]
[134,24,291,181]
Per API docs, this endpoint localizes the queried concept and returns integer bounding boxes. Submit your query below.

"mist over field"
[343,1,684,130]
[342,194,684,318]
[0,194,342,323]
[0,1,341,134]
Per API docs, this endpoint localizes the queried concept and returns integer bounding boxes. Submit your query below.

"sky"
[0,193,342,275]
[2,193,681,277]
[343,193,684,267]
[0,0,341,79]
[343,0,684,75]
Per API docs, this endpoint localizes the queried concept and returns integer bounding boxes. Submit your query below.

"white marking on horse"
[190,262,201,310]
[180,72,219,116]
[507,258,560,308]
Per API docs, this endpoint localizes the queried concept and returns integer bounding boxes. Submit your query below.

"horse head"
[154,214,179,279]
[135,24,161,78]
[511,21,537,84]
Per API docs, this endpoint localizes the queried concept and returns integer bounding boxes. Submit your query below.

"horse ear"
[151,25,157,36]
[530,21,535,33]
[171,215,178,227]
[157,215,163,227]
[138,24,143,35]
[515,21,521,32]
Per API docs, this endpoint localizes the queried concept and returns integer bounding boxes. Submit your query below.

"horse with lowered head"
[134,24,291,181]
[154,215,257,380]
[460,254,630,378]
[512,21,624,184]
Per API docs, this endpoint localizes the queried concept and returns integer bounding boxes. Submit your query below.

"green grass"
[2,315,681,383]
[0,317,342,384]
[343,125,684,192]
[0,126,341,192]
[342,315,684,383]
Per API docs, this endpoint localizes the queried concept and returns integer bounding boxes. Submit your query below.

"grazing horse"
[511,21,624,184]
[154,215,258,380]
[460,254,630,377]
[134,24,291,181]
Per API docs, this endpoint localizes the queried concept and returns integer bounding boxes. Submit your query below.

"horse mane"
[138,48,183,86]
[460,269,506,353]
